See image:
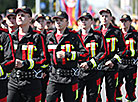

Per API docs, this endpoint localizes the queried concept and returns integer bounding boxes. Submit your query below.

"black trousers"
[116,65,137,101]
[7,77,42,102]
[100,70,118,102]
[0,79,8,101]
[46,81,78,102]
[75,71,103,102]
[41,74,49,102]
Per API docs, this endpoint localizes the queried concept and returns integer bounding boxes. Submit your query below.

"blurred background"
[1,0,138,29]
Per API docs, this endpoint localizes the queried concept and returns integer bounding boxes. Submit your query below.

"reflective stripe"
[0,65,4,77]
[41,64,49,68]
[90,42,96,57]
[114,54,121,63]
[129,39,135,56]
[86,42,98,57]
[86,43,91,47]
[135,77,137,86]
[71,51,76,60]
[116,77,118,87]
[61,45,65,49]
[106,38,110,42]
[111,37,116,52]
[22,45,28,50]
[27,45,34,59]
[65,44,71,52]
[75,90,78,100]
[14,44,18,50]
[98,85,100,94]
[28,59,34,69]
[90,58,97,68]
[22,45,37,51]
[48,45,57,49]
[34,46,37,51]
[116,96,122,100]
[0,45,3,51]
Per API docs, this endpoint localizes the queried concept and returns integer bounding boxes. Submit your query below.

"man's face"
[45,21,53,30]
[0,17,3,24]
[78,17,92,30]
[120,20,131,29]
[16,11,32,26]
[54,18,68,31]
[100,12,112,25]
[34,18,46,30]
[6,15,17,27]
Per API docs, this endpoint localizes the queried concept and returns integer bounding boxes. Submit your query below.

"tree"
[0,0,17,14]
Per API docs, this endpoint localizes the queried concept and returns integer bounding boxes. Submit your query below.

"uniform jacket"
[11,27,49,71]
[97,24,126,69]
[77,28,106,78]
[122,26,138,59]
[0,28,15,78]
[46,28,88,83]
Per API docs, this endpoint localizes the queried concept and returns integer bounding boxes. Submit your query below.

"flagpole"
[56,0,60,12]
[18,0,24,8]
[35,0,40,14]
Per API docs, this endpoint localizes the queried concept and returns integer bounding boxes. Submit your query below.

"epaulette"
[69,30,77,33]
[132,30,137,32]
[0,28,8,32]
[94,26,100,29]
[47,30,53,34]
[93,30,101,34]
[33,30,41,34]
[113,26,119,29]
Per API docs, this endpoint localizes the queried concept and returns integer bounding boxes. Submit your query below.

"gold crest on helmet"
[22,6,26,9]
[57,11,62,15]
[46,16,49,20]
[8,9,14,13]
[82,12,87,16]
[123,14,127,18]
[38,14,42,17]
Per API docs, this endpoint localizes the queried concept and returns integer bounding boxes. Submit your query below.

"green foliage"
[0,0,17,14]
[0,0,50,14]
[40,0,49,13]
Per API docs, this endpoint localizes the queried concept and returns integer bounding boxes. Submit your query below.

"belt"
[121,58,137,65]
[51,66,80,77]
[0,74,7,80]
[11,69,43,79]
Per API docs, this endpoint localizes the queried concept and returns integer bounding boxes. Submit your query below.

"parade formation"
[0,5,137,102]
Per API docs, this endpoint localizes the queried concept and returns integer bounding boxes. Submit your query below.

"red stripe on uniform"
[62,48,66,65]
[0,96,7,102]
[36,36,46,64]
[77,34,89,52]
[114,89,117,102]
[133,73,137,79]
[72,83,78,91]
[121,32,127,55]
[35,93,42,102]
[53,49,57,65]
[99,34,106,61]
[22,50,26,60]
[4,34,15,66]
[80,53,88,57]
[56,98,59,102]
[114,72,118,79]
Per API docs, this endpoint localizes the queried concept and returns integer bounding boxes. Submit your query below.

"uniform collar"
[12,26,33,39]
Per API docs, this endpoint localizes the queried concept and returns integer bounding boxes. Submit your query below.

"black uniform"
[76,29,106,102]
[116,26,138,101]
[46,28,88,102]
[7,27,49,102]
[97,24,126,102]
[0,28,15,101]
